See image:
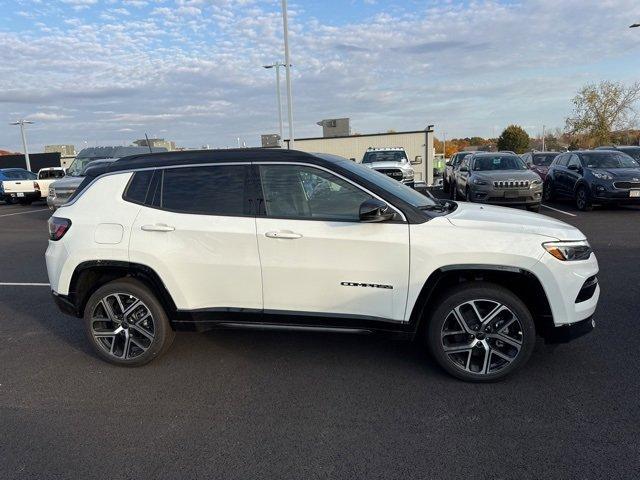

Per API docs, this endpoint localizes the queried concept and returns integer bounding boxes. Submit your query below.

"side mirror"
[459,166,469,172]
[568,164,579,171]
[359,198,395,223]
[412,155,423,165]
[445,160,451,166]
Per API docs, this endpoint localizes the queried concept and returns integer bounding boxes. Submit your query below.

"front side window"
[161,165,249,216]
[568,155,582,169]
[259,164,372,221]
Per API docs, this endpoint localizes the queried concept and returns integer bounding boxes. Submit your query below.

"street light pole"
[281,0,295,149]
[10,120,34,171]
[542,125,546,151]
[263,62,285,145]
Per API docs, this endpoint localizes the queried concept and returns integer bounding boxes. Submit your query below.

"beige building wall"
[285,129,435,185]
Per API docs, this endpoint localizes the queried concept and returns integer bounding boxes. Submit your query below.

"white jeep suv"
[46,149,599,381]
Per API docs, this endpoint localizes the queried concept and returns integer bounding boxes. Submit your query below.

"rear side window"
[161,165,249,216]
[124,170,154,204]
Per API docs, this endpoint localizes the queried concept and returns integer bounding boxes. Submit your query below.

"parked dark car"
[594,145,640,162]
[544,150,640,210]
[452,152,542,211]
[442,151,473,193]
[521,151,560,180]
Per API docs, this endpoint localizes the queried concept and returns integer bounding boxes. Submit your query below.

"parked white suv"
[46,149,599,381]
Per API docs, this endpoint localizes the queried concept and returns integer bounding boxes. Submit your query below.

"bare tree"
[565,81,640,146]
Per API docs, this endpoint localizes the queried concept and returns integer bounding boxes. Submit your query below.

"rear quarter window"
[123,170,154,204]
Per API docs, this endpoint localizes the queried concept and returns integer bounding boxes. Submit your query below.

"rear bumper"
[5,191,41,201]
[52,290,80,317]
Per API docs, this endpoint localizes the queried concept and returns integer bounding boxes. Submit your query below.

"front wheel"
[83,278,175,366]
[543,180,554,202]
[426,282,536,382]
[575,185,593,211]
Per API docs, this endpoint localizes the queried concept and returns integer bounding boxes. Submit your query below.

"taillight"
[34,181,40,191]
[48,217,71,241]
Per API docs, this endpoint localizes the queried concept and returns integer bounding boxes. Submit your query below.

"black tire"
[543,180,554,202]
[426,282,536,382]
[5,196,18,205]
[442,176,450,193]
[465,187,472,203]
[83,278,175,366]
[526,204,540,213]
[575,185,593,211]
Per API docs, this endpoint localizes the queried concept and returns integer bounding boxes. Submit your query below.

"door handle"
[141,224,175,232]
[265,230,303,239]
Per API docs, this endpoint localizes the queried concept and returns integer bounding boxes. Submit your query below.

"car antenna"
[144,133,153,153]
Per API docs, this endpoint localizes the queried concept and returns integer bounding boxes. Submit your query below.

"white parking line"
[0,208,49,218]
[0,282,50,286]
[541,204,577,217]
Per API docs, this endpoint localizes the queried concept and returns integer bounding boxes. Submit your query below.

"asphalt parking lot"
[1,198,639,480]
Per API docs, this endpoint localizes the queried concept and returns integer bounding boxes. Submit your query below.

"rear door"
[129,164,263,313]
[254,162,410,322]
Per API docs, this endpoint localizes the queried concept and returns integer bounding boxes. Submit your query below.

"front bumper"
[531,250,600,328]
[589,183,640,204]
[541,315,595,343]
[469,186,542,206]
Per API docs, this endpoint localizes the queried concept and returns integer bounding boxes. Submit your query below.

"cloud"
[27,112,71,121]
[0,0,639,152]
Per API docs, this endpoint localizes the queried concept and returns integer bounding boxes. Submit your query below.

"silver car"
[452,152,543,212]
[48,159,114,211]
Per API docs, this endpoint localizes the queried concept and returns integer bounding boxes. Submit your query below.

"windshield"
[473,155,526,171]
[320,154,438,208]
[532,153,558,167]
[67,157,109,176]
[618,147,640,162]
[582,152,639,169]
[38,169,65,179]
[362,150,408,164]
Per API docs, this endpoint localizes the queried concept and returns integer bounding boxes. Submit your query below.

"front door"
[254,163,410,322]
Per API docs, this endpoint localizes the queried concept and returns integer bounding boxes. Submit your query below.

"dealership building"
[264,119,437,186]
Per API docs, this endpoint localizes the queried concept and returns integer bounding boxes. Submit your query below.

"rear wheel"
[575,185,593,211]
[426,282,536,382]
[5,196,17,205]
[83,278,175,366]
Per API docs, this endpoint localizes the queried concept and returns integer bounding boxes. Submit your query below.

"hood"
[365,161,411,170]
[474,170,540,181]
[593,168,640,179]
[446,202,584,241]
[51,176,84,189]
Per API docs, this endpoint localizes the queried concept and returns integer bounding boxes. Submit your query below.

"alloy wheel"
[90,293,156,360]
[440,299,523,375]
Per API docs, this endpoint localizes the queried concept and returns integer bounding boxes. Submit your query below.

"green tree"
[497,125,530,153]
[565,81,640,145]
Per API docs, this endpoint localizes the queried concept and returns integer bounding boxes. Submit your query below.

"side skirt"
[171,308,416,337]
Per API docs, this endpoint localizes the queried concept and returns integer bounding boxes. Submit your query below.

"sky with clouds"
[0,0,639,152]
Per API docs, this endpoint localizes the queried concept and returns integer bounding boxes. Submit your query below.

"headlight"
[530,179,542,189]
[473,178,487,185]
[403,169,414,180]
[543,240,592,261]
[593,171,613,180]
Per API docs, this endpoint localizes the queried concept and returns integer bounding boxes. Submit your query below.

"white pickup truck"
[1,167,65,205]
[1,168,39,204]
